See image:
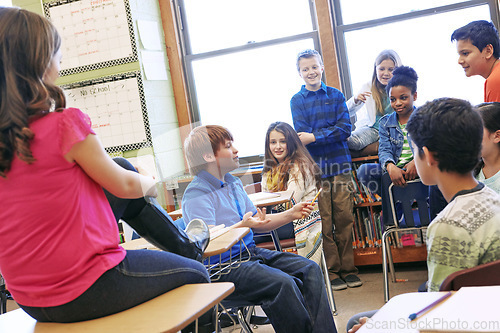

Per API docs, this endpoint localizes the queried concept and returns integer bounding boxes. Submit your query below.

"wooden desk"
[121,228,251,282]
[203,227,250,257]
[248,191,293,209]
[168,191,292,220]
[357,292,449,333]
[121,227,250,259]
[0,283,235,333]
[358,287,500,333]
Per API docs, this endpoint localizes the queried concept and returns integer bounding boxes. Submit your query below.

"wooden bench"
[0,282,234,333]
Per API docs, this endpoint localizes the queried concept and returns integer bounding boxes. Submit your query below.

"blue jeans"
[357,163,383,197]
[20,250,209,322]
[356,163,396,227]
[347,126,379,151]
[19,158,210,322]
[217,246,337,333]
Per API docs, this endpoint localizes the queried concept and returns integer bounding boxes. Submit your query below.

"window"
[333,0,500,107]
[338,0,473,25]
[176,0,320,160]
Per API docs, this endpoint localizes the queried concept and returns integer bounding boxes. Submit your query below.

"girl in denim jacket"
[357,66,419,227]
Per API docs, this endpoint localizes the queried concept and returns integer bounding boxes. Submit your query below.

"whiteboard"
[44,0,137,76]
[61,72,151,153]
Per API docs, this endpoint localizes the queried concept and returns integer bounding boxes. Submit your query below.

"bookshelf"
[350,155,427,266]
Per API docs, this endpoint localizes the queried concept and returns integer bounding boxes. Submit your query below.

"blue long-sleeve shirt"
[290,82,352,178]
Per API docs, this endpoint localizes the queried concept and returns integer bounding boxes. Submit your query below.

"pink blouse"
[0,108,126,307]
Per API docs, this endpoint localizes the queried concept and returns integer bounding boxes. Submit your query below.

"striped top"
[396,122,413,167]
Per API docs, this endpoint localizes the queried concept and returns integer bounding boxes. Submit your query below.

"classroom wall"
[13,0,186,198]
[127,0,185,180]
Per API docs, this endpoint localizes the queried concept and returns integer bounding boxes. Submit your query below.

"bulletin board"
[43,0,137,76]
[61,72,152,153]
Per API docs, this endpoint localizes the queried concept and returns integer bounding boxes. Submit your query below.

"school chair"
[0,282,234,333]
[382,179,431,302]
[439,259,500,291]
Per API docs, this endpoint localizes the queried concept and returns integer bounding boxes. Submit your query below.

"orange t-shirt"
[485,61,500,102]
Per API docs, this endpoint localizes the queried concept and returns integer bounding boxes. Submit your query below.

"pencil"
[311,188,323,204]
[408,291,452,321]
[301,188,322,219]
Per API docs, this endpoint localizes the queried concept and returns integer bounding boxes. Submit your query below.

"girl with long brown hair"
[262,121,323,263]
[0,7,209,324]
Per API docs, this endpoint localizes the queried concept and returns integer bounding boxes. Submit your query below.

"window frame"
[331,0,500,99]
[173,0,323,161]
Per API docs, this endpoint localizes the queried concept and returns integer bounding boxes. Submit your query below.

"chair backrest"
[439,259,500,291]
[243,182,262,195]
[389,179,431,228]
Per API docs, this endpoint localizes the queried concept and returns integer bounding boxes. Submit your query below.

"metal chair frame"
[203,236,257,332]
[382,179,430,302]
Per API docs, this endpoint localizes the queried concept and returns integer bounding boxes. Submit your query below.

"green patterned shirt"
[426,184,500,291]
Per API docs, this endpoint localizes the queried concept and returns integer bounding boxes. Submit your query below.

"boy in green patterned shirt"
[407,97,500,291]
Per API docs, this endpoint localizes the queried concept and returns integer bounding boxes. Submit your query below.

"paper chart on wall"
[61,72,151,153]
[44,0,137,76]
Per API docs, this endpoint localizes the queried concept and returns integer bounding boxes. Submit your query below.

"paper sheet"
[137,20,162,50]
[141,50,169,80]
[418,286,500,332]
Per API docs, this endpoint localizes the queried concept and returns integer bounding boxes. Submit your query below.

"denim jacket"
[378,109,414,172]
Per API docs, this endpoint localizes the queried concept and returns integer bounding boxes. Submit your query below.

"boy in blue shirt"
[182,125,337,333]
[291,49,361,291]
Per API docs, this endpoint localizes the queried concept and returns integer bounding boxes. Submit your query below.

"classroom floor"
[221,262,428,333]
[3,262,427,333]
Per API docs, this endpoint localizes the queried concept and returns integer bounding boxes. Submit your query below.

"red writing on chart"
[48,0,133,72]
[92,123,111,129]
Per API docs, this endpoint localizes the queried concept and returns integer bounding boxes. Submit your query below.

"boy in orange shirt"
[451,20,500,102]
